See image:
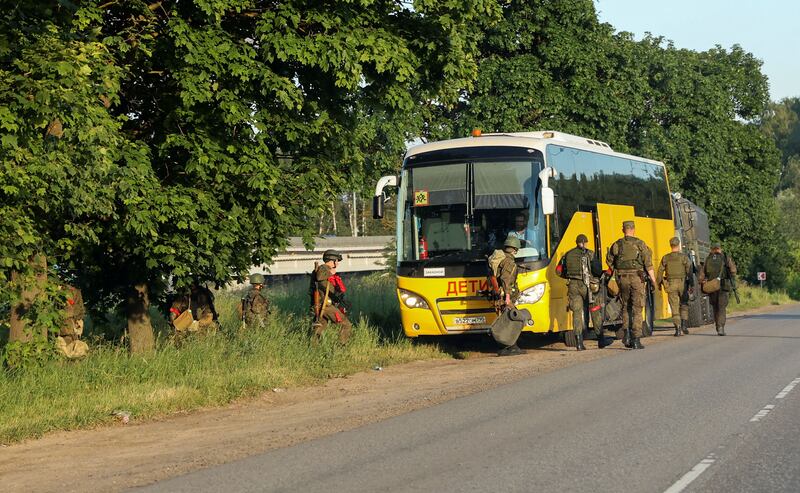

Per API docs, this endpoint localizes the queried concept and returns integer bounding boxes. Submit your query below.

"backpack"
[487,249,506,298]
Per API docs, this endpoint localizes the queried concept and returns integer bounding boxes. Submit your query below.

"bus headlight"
[518,283,546,305]
[399,289,430,309]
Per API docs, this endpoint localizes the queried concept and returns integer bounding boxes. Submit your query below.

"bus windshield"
[397,157,547,263]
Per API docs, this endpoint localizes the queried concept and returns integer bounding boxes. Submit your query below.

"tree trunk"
[361,193,367,236]
[331,200,338,235]
[127,283,155,353]
[350,191,359,237]
[9,254,48,343]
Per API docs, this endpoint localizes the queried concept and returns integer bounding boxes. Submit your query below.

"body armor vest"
[565,248,588,279]
[664,252,687,279]
[615,237,643,270]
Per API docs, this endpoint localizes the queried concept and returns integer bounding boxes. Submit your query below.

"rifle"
[722,253,740,304]
[729,271,741,304]
[241,295,250,328]
[580,252,594,304]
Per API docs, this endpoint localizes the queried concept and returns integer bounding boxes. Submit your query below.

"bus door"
[594,203,636,269]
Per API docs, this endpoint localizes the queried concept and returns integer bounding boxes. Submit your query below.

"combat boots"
[632,338,645,349]
[673,325,681,337]
[717,326,726,336]
[498,344,526,356]
[597,329,609,349]
[576,332,586,351]
[681,320,689,335]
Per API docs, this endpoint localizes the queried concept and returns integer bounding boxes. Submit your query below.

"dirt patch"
[1,304,792,493]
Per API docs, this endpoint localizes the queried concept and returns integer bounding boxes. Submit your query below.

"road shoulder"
[1,302,795,493]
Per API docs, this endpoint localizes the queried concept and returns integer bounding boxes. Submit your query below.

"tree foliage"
[1,0,499,352]
[443,0,781,281]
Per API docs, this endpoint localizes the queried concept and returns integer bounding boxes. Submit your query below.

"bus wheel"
[562,330,578,348]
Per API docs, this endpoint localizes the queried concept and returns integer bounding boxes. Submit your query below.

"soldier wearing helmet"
[556,234,605,350]
[495,236,524,356]
[311,249,352,345]
[239,273,270,328]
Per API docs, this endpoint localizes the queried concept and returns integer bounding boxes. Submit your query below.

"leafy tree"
[443,0,781,280]
[1,0,500,354]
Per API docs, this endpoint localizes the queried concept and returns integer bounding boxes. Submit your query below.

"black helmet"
[576,234,588,244]
[323,249,343,262]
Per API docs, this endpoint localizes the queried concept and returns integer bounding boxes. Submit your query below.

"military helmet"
[323,249,343,262]
[503,236,521,250]
[249,273,265,285]
[711,242,722,249]
[669,237,680,247]
[576,234,589,244]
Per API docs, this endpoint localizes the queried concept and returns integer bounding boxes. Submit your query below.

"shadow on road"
[736,313,800,320]
[691,333,800,339]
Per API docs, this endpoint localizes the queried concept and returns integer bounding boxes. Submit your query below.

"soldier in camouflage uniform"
[606,221,657,349]
[311,249,352,345]
[657,237,693,336]
[55,284,89,359]
[495,236,525,356]
[557,234,605,350]
[168,283,219,335]
[238,273,270,327]
[700,242,737,336]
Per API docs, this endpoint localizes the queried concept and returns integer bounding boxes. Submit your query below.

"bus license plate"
[454,316,486,325]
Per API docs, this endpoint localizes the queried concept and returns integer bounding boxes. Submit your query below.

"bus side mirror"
[373,175,397,219]
[538,166,557,216]
[373,195,384,219]
[541,187,555,216]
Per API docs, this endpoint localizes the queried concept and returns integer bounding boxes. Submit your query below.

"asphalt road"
[137,306,800,493]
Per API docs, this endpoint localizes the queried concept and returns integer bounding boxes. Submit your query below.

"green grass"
[0,273,446,444]
[728,284,794,313]
[0,275,795,445]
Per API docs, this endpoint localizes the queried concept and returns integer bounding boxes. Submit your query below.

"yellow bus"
[373,131,680,345]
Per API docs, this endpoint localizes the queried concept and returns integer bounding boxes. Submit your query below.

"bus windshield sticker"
[424,267,445,277]
[413,190,429,206]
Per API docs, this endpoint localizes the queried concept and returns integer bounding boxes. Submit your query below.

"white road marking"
[750,404,775,422]
[775,377,800,399]
[665,375,800,492]
[663,454,717,493]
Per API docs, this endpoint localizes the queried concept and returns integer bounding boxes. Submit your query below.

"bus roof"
[405,130,665,167]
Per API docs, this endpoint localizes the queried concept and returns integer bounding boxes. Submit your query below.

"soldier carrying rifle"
[310,250,352,345]
[239,273,270,328]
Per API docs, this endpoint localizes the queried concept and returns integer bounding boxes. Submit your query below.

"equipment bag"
[173,298,194,332]
[490,307,533,347]
[702,278,721,294]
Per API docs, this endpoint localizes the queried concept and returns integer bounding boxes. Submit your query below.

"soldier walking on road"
[700,243,737,336]
[557,234,605,350]
[239,273,270,328]
[311,250,352,345]
[606,221,657,350]
[657,237,693,337]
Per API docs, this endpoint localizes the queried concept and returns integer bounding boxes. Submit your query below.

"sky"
[595,0,799,102]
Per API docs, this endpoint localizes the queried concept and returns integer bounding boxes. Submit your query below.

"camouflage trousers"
[665,278,689,329]
[618,272,645,338]
[312,305,352,345]
[567,281,603,336]
[709,290,730,329]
